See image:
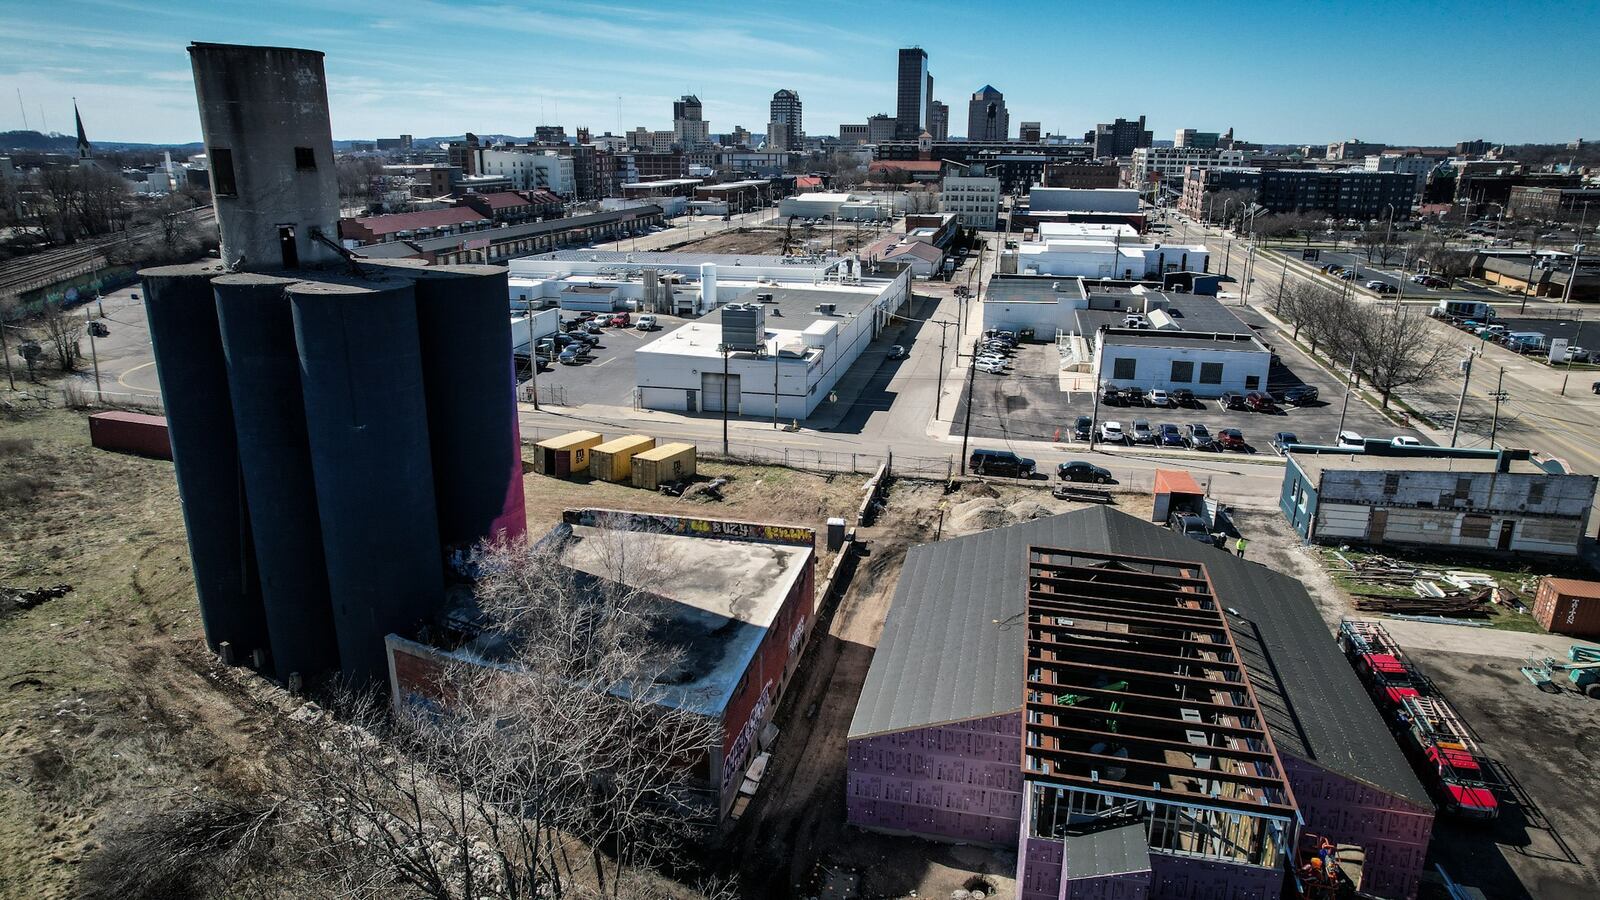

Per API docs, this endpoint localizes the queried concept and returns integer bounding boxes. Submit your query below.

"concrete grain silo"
[213,273,341,681]
[140,262,272,666]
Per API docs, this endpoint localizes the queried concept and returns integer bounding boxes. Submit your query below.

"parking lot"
[953,310,1425,454]
[522,312,694,408]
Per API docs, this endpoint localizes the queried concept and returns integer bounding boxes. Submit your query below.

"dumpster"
[632,442,697,490]
[590,435,655,483]
[88,411,172,459]
[534,430,603,477]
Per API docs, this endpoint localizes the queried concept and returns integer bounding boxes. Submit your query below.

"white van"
[635,314,659,331]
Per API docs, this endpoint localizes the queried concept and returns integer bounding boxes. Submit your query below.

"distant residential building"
[896,47,930,140]
[840,123,869,146]
[1086,115,1152,158]
[1174,128,1220,149]
[1326,138,1385,160]
[1181,167,1417,219]
[534,125,566,144]
[1505,185,1600,221]
[1455,138,1493,157]
[1019,121,1041,144]
[629,127,676,153]
[375,135,413,151]
[929,102,949,141]
[729,125,753,148]
[458,189,563,224]
[447,132,481,176]
[768,89,802,152]
[473,148,576,197]
[941,173,1001,228]
[867,113,898,144]
[1130,146,1249,190]
[382,163,455,199]
[338,206,491,246]
[966,85,1010,142]
[1040,162,1121,190]
[673,95,710,150]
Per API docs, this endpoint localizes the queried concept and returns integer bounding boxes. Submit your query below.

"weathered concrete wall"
[189,43,342,270]
[845,711,1024,845]
[1316,469,1594,520]
[1282,752,1433,900]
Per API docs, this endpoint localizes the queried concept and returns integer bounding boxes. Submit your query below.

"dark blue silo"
[369,261,527,558]
[139,262,270,665]
[212,273,341,684]
[289,275,444,686]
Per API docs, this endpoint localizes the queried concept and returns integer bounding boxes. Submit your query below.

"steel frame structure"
[1021,547,1296,869]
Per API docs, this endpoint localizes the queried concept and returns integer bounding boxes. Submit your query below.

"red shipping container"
[88,411,172,460]
[1534,577,1600,638]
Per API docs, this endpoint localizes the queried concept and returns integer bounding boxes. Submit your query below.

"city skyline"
[2,0,1597,146]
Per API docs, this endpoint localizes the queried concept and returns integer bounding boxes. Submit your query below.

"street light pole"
[86,311,102,404]
[958,337,978,474]
[720,344,730,457]
[1562,202,1590,305]
[1335,350,1358,439]
[1560,314,1583,396]
[1450,352,1475,447]
[526,309,540,410]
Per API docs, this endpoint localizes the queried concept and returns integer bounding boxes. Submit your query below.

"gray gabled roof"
[847,505,1429,806]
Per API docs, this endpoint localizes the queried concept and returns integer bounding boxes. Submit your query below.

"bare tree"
[285,528,720,900]
[1349,305,1454,408]
[35,304,84,372]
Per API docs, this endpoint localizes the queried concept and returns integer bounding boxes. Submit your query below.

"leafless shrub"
[77,795,285,900]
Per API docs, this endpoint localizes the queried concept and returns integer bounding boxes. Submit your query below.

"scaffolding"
[1021,547,1296,871]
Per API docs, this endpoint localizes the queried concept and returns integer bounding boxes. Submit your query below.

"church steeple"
[74,99,91,160]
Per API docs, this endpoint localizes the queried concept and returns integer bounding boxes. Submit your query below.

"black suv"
[969,449,1036,478]
[1170,388,1197,408]
[1219,391,1247,410]
[1072,415,1093,441]
[1057,461,1114,484]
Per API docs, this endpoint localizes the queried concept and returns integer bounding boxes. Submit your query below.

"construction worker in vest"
[1235,536,1248,558]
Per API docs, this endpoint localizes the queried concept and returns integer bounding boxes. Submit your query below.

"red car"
[1244,391,1276,412]
[608,312,631,327]
[1217,428,1247,451]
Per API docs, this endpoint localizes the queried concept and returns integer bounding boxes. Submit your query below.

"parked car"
[1391,436,1422,447]
[607,312,631,327]
[1123,386,1148,406]
[1099,386,1126,406]
[1131,419,1155,444]
[1217,428,1247,451]
[976,358,1007,374]
[1592,380,1600,395]
[1562,346,1591,363]
[969,448,1035,478]
[1337,430,1364,449]
[887,344,908,359]
[1170,388,1197,407]
[1219,391,1247,410]
[558,347,582,365]
[1168,511,1216,545]
[1244,391,1277,412]
[1072,415,1093,441]
[1271,431,1299,455]
[635,314,659,331]
[1058,461,1114,484]
[1281,385,1319,405]
[1100,421,1127,444]
[1158,423,1185,447]
[1185,423,1215,450]
[1148,388,1172,408]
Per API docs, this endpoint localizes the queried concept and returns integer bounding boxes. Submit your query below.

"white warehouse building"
[1004,221,1209,280]
[506,251,851,317]
[636,276,909,420]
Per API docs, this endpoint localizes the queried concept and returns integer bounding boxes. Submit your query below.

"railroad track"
[0,207,216,297]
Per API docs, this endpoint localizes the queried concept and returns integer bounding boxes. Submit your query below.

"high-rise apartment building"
[1019,121,1041,144]
[929,102,949,141]
[673,95,710,150]
[1086,116,1152,158]
[966,86,1009,142]
[840,123,869,145]
[868,113,898,144]
[769,89,802,152]
[1174,128,1220,149]
[896,48,929,140]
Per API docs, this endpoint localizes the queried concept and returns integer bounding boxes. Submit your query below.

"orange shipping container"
[1534,577,1600,638]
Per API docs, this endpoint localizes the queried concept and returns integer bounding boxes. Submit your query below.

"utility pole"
[1274,253,1290,315]
[720,344,730,456]
[925,319,957,421]
[771,337,779,429]
[0,319,15,391]
[1563,202,1589,305]
[1087,327,1106,451]
[1450,353,1475,447]
[1335,350,1358,439]
[1488,367,1507,449]
[958,337,978,474]
[86,313,103,403]
[1561,314,1583,396]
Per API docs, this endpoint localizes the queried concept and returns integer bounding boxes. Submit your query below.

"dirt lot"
[722,477,1153,899]
[667,227,791,256]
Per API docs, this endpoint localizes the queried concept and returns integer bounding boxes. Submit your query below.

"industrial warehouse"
[387,509,819,820]
[848,507,1434,900]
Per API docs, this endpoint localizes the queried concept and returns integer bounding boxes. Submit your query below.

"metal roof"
[847,505,1430,806]
[1065,823,1152,878]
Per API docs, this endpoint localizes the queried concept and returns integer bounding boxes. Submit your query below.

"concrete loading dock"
[590,435,655,483]
[534,430,603,478]
[633,442,697,490]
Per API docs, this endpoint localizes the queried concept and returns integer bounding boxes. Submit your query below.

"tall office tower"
[929,102,950,141]
[769,89,802,151]
[896,47,929,140]
[966,86,1010,142]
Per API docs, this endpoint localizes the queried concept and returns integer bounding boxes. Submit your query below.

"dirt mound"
[1006,500,1054,522]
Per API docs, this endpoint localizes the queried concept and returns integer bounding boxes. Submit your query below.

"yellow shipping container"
[590,435,656,483]
[533,430,604,477]
[632,442,697,490]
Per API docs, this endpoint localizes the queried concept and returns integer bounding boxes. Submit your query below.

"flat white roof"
[1038,222,1140,239]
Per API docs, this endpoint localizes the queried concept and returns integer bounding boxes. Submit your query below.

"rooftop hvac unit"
[815,302,837,315]
[757,292,775,303]
[720,302,766,351]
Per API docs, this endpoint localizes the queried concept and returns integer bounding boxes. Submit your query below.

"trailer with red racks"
[1338,619,1499,822]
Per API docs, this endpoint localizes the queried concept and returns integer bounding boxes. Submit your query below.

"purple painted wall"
[1019,835,1064,900]
[846,712,1023,845]
[1281,753,1433,900]
[1146,856,1280,900]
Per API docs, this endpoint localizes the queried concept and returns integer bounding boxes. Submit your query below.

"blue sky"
[2,0,1596,146]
